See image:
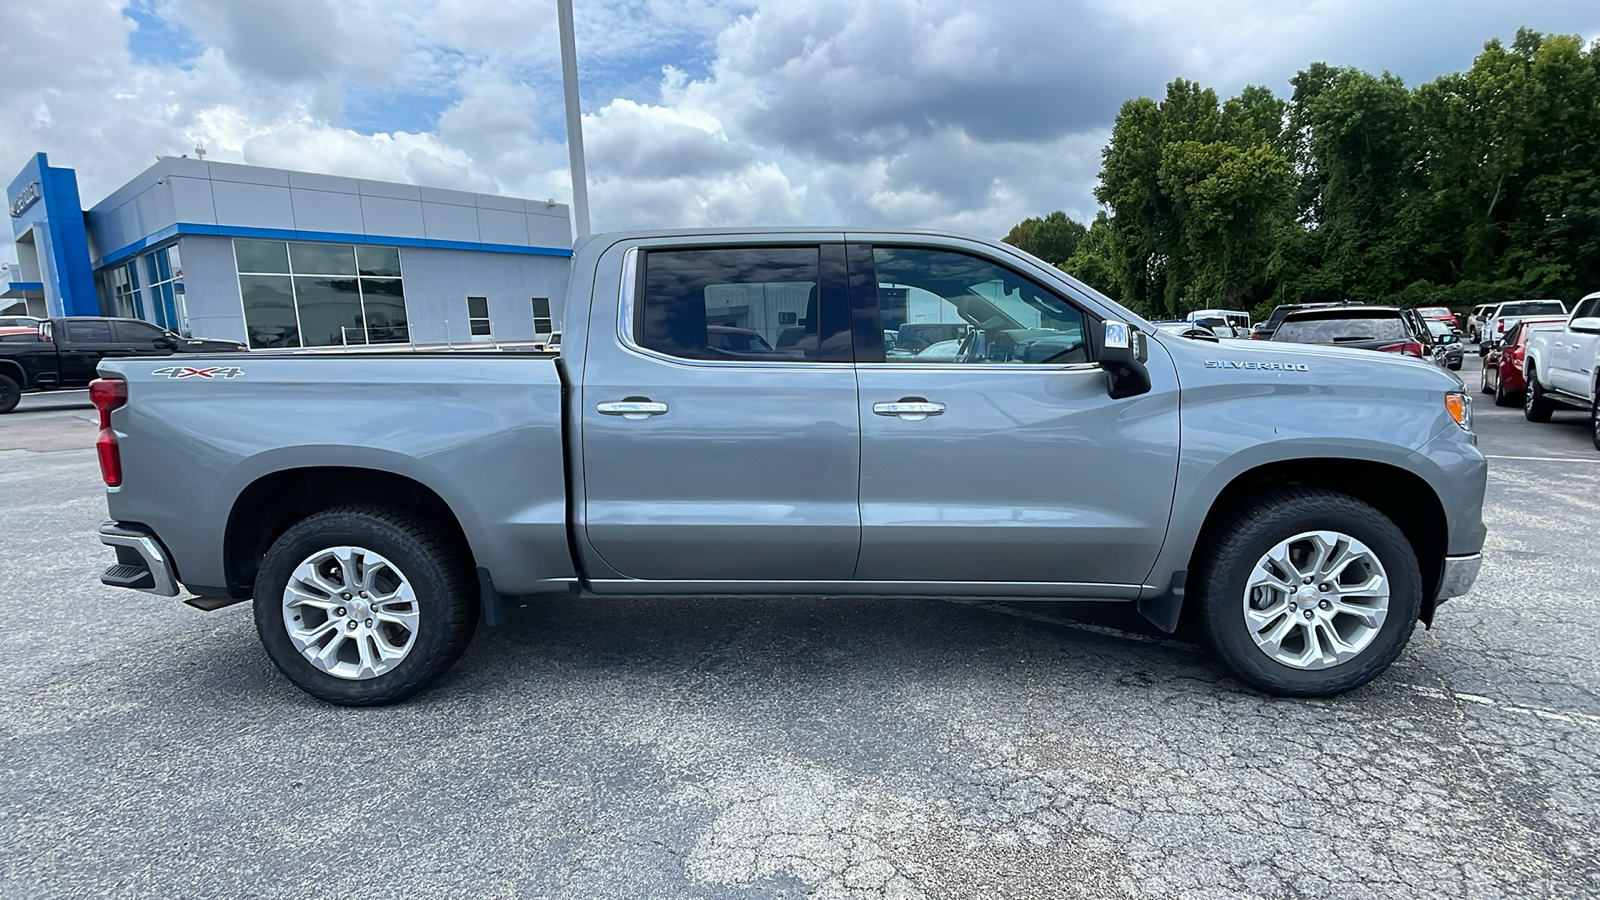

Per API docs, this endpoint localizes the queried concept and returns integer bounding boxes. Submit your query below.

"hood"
[1152,331,1462,388]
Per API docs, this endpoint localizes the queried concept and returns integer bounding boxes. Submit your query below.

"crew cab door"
[111,320,176,357]
[849,238,1180,593]
[1553,296,1600,395]
[56,319,119,386]
[579,238,863,584]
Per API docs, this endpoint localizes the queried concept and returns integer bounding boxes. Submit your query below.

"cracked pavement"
[1,354,1597,899]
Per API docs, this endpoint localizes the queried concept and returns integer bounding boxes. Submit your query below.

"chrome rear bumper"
[99,521,180,597]
[1436,553,1483,601]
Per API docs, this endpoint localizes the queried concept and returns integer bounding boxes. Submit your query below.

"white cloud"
[2,0,1598,271]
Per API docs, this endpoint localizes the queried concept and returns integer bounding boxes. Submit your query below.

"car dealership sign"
[9,180,41,218]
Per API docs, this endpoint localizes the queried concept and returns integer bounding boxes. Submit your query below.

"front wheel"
[253,507,478,705]
[1524,364,1554,422]
[1480,364,1494,395]
[0,373,20,414]
[1191,487,1422,697]
[1590,394,1600,452]
[1493,369,1520,407]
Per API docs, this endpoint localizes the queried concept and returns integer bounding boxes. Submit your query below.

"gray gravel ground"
[1,354,1597,899]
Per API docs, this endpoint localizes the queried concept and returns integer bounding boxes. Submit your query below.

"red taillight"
[90,378,127,487]
[1376,341,1426,358]
[1496,320,1505,333]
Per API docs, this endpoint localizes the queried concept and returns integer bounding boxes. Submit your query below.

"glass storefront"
[234,240,409,349]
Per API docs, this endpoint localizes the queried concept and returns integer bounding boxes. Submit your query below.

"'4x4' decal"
[151,366,244,379]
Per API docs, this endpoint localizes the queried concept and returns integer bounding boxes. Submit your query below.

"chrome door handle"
[873,399,945,421]
[597,399,668,420]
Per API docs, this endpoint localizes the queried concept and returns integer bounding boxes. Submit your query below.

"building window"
[109,261,143,320]
[531,297,552,334]
[234,240,409,349]
[142,245,185,333]
[468,296,491,336]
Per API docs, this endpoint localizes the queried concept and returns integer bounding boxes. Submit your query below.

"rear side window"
[65,320,113,343]
[1500,301,1567,317]
[0,333,34,343]
[638,247,842,361]
[1274,315,1410,343]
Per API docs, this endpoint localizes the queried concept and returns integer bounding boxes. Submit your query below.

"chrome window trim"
[615,244,1103,374]
[614,245,848,370]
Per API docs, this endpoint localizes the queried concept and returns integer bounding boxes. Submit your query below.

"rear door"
[849,238,1180,593]
[57,319,118,385]
[580,240,864,584]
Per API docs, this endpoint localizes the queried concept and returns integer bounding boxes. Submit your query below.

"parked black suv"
[0,317,246,413]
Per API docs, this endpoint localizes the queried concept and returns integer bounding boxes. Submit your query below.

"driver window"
[873,247,1089,365]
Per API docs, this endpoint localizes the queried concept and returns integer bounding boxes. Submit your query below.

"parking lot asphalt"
[1,352,1597,899]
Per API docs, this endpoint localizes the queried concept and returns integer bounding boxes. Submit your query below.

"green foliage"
[1001,210,1088,265]
[1004,28,1600,316]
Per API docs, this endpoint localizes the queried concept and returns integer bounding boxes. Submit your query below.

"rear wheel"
[1524,363,1554,422]
[1191,487,1422,697]
[253,507,478,705]
[1480,362,1494,395]
[0,374,19,414]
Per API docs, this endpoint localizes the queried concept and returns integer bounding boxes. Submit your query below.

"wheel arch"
[223,466,477,600]
[1187,458,1449,626]
[0,358,27,387]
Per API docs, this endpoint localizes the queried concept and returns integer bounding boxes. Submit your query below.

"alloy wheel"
[280,545,420,680]
[1241,531,1390,670]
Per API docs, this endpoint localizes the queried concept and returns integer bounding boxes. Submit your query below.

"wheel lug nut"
[347,620,357,630]
[1289,602,1297,611]
[1303,577,1313,585]
[359,592,368,599]
[1319,600,1331,610]
[342,593,352,600]
[335,607,346,617]
[1303,610,1314,620]
[1319,583,1331,592]
[365,618,373,627]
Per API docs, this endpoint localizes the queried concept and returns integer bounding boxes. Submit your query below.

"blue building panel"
[7,153,99,317]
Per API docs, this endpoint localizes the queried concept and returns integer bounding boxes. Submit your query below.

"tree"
[1001,211,1088,265]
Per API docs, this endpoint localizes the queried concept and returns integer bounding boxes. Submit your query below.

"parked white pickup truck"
[1522,291,1600,450]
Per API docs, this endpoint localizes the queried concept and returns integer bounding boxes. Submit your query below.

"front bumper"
[1436,553,1483,602]
[99,521,180,597]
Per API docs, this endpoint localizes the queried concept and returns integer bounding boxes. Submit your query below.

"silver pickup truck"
[93,228,1487,704]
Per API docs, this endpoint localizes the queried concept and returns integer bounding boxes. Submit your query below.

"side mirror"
[1098,319,1152,399]
[1570,316,1600,334]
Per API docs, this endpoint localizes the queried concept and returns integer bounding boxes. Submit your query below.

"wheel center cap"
[349,599,369,619]
[1297,588,1320,606]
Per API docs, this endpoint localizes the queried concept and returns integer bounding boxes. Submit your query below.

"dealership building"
[4,152,573,347]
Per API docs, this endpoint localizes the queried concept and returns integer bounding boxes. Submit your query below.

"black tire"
[1493,376,1520,407]
[1590,393,1600,453]
[1524,363,1554,423]
[1479,363,1494,396]
[0,373,19,414]
[1191,487,1422,698]
[253,507,478,705]
[1447,359,1461,371]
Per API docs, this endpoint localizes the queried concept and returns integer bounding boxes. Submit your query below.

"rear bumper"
[1436,553,1482,602]
[99,521,180,597]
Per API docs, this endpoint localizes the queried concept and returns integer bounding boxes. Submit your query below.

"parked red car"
[1481,318,1568,406]
[1415,306,1461,332]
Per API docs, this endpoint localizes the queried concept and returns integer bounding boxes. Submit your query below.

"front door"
[581,241,862,583]
[852,241,1180,591]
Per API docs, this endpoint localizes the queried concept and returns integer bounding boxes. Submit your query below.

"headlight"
[1446,391,1473,431]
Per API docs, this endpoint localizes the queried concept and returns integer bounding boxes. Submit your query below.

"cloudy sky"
[2,0,1597,260]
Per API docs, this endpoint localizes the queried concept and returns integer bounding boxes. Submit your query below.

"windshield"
[1274,314,1410,344]
[1500,301,1567,317]
[1424,320,1453,337]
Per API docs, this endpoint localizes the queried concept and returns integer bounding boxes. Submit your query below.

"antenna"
[194,142,207,160]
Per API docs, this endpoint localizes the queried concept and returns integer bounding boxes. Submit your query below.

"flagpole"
[557,0,591,237]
